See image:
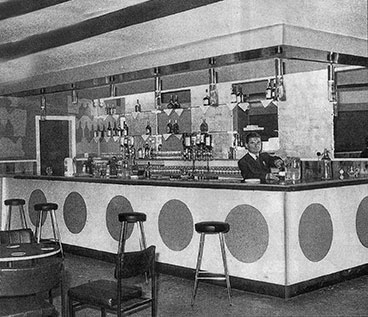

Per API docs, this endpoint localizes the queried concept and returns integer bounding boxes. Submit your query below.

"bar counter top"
[3,172,368,299]
[11,174,368,192]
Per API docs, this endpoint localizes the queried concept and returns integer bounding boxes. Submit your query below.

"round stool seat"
[118,212,146,223]
[4,199,25,206]
[195,221,230,234]
[34,203,58,212]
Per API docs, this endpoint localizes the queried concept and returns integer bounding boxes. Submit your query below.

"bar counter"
[2,174,368,298]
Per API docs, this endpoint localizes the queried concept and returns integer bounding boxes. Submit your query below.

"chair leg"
[138,221,147,250]
[191,233,205,306]
[20,205,28,229]
[49,289,53,304]
[101,307,107,317]
[36,210,43,243]
[219,232,232,306]
[6,206,12,230]
[68,296,75,317]
[50,209,64,257]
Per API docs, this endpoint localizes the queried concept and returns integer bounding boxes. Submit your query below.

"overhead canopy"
[0,0,367,96]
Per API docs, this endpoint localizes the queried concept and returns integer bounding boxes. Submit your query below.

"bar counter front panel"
[2,175,368,298]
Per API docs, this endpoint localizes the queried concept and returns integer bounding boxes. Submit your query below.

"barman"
[238,132,283,182]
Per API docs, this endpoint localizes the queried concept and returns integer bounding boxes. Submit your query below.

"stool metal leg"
[50,210,57,241]
[6,206,12,230]
[50,209,64,257]
[138,221,147,250]
[19,205,28,229]
[36,210,43,243]
[119,221,128,254]
[191,233,205,306]
[219,232,232,305]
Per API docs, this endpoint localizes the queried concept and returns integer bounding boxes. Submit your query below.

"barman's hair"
[245,132,261,144]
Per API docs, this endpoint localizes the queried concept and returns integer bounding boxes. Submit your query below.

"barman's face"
[247,137,262,155]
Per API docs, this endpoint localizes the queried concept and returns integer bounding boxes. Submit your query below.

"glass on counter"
[285,157,301,183]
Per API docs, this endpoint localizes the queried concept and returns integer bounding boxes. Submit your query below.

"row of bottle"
[93,116,209,139]
[227,78,281,105]
[93,119,154,138]
[132,94,182,112]
[183,132,213,148]
[93,120,129,138]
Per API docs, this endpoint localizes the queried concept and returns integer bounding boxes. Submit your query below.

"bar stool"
[4,199,28,230]
[191,221,232,306]
[34,203,63,256]
[118,212,147,253]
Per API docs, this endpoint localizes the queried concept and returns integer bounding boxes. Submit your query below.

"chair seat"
[4,199,25,206]
[34,203,58,212]
[118,212,146,223]
[195,221,230,234]
[68,279,142,308]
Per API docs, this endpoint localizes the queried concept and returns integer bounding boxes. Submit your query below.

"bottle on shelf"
[270,79,276,100]
[93,125,100,138]
[205,133,212,148]
[203,89,210,106]
[265,79,272,99]
[173,120,180,134]
[118,124,124,137]
[144,143,150,158]
[135,99,142,112]
[123,120,129,136]
[146,121,152,135]
[166,119,173,134]
[173,95,181,109]
[200,119,208,133]
[320,148,332,180]
[167,95,174,109]
[107,122,112,137]
[231,86,237,104]
[137,147,143,159]
[113,121,119,136]
[236,87,243,104]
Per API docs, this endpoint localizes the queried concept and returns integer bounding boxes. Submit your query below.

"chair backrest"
[0,229,35,245]
[0,257,63,297]
[115,245,156,279]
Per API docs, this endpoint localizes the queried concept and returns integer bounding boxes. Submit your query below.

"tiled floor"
[55,253,368,316]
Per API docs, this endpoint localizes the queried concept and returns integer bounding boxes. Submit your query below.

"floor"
[54,253,368,317]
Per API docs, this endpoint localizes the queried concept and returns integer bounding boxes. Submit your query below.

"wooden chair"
[68,245,157,317]
[0,257,64,317]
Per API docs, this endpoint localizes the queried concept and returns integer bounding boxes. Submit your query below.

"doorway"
[35,116,76,176]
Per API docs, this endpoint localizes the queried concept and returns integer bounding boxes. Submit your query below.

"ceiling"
[1,0,367,97]
[0,0,223,95]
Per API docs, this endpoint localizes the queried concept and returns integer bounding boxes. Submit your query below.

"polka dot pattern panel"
[356,196,368,248]
[158,199,193,251]
[106,196,134,241]
[225,204,269,263]
[299,203,333,262]
[63,192,87,234]
[28,189,47,227]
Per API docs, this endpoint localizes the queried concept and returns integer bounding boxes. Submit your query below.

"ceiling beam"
[0,0,223,61]
[0,0,71,21]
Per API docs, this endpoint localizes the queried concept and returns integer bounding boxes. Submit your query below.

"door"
[36,116,76,176]
[39,120,69,176]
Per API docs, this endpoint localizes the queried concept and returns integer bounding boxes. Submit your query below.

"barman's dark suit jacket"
[238,152,281,181]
